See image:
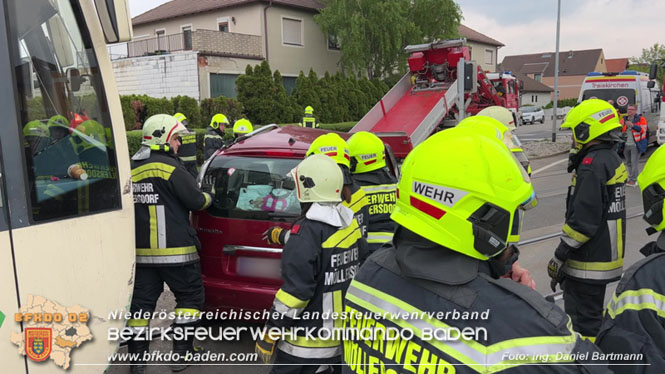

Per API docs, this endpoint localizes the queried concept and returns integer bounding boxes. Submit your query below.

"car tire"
[539,117,544,124]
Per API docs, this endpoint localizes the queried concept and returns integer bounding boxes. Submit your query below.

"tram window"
[7,0,121,222]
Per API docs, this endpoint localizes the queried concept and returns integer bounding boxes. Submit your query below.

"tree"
[630,43,665,83]
[314,0,461,79]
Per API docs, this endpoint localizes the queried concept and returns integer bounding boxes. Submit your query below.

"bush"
[126,130,142,156]
[143,96,174,119]
[120,95,137,131]
[200,96,245,126]
[543,98,578,109]
[172,95,203,128]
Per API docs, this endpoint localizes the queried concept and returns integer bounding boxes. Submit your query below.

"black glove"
[547,255,565,292]
[262,227,288,245]
[255,331,278,363]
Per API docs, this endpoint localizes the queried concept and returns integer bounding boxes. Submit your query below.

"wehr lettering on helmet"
[590,109,615,123]
[410,181,468,219]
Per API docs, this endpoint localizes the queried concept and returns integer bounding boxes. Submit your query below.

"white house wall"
[523,91,552,106]
[112,51,199,100]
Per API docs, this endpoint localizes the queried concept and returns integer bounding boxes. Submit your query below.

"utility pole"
[551,0,561,142]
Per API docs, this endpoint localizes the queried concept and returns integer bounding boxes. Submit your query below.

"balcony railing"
[107,29,263,60]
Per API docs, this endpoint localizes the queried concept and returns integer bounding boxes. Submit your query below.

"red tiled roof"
[133,0,324,26]
[501,49,604,77]
[605,58,629,73]
[458,24,504,47]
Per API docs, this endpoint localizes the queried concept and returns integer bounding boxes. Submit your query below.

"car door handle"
[222,245,283,255]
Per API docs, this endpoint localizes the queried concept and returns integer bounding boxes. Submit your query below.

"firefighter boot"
[171,325,207,372]
[128,339,150,374]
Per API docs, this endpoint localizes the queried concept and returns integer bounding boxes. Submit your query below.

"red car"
[194,125,397,314]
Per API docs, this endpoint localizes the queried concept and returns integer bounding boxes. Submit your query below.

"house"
[111,0,340,100]
[514,72,553,106]
[501,49,607,99]
[605,58,629,73]
[458,24,504,72]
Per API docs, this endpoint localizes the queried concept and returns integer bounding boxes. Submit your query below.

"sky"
[130,0,664,63]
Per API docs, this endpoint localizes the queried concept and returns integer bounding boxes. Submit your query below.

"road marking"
[531,157,568,176]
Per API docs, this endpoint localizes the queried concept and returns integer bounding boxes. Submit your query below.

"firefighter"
[233,118,253,138]
[128,114,212,373]
[595,143,665,372]
[299,105,319,128]
[477,105,532,175]
[204,113,229,160]
[457,116,536,289]
[46,114,69,145]
[342,127,607,373]
[23,120,49,156]
[263,133,369,247]
[347,131,396,253]
[173,112,198,178]
[547,99,626,340]
[255,154,366,373]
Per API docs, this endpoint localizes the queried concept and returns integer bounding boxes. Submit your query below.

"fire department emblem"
[25,328,52,362]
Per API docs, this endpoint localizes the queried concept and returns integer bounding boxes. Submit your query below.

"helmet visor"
[643,183,665,227]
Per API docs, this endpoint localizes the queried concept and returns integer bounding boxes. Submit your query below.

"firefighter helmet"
[210,114,229,130]
[391,127,537,260]
[561,99,622,145]
[305,106,314,115]
[70,120,107,155]
[638,144,665,231]
[347,131,386,174]
[477,106,516,130]
[294,154,343,203]
[47,115,68,131]
[233,119,253,136]
[173,112,188,127]
[306,133,350,168]
[23,120,49,138]
[142,114,187,147]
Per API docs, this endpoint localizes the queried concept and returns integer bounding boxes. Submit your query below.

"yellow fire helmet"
[305,133,351,169]
[173,112,188,126]
[458,115,532,178]
[294,154,343,203]
[23,120,49,138]
[233,118,253,135]
[305,106,314,115]
[391,127,537,259]
[638,144,665,231]
[347,131,386,174]
[561,99,622,146]
[210,113,229,130]
[70,119,107,155]
[477,106,516,130]
[47,115,68,130]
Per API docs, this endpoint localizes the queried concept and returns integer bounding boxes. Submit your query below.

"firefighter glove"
[263,227,287,245]
[547,256,565,292]
[255,334,277,364]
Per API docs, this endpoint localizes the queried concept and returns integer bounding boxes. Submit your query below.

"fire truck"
[350,39,521,159]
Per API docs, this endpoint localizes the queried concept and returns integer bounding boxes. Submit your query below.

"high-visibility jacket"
[343,228,610,373]
[621,114,648,154]
[596,237,665,373]
[352,169,397,252]
[131,149,211,266]
[204,127,225,160]
[300,114,318,128]
[346,183,370,239]
[178,132,198,178]
[268,212,366,361]
[557,143,627,284]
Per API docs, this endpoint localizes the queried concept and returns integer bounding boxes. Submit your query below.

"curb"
[529,150,569,160]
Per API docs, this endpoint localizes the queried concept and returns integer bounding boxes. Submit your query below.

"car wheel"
[539,117,544,124]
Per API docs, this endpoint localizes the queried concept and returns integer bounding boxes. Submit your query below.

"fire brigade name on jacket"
[609,185,625,214]
[325,247,359,286]
[133,183,159,204]
[413,181,467,207]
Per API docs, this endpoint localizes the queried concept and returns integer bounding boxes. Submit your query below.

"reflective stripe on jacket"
[177,132,198,178]
[268,216,367,360]
[300,114,318,128]
[560,144,627,283]
[353,169,397,252]
[342,238,608,373]
[204,127,225,160]
[132,150,211,266]
[345,183,370,240]
[596,241,665,372]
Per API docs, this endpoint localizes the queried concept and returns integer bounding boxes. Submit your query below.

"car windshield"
[204,156,302,221]
[521,107,538,113]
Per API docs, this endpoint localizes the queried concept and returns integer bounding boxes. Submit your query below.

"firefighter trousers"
[563,279,606,338]
[130,262,205,315]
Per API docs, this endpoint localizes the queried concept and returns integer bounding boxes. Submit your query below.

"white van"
[579,71,661,144]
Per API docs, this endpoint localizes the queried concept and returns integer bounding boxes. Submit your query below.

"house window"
[155,29,166,51]
[211,73,239,98]
[282,17,303,46]
[181,25,192,50]
[484,49,493,65]
[282,76,297,94]
[217,17,230,32]
[534,73,542,82]
[328,34,340,50]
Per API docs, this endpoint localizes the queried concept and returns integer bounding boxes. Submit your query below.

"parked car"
[193,125,398,314]
[520,106,545,124]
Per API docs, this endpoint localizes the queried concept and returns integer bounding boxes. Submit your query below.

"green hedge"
[543,98,578,109]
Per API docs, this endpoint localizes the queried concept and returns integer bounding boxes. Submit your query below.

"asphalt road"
[514,117,568,142]
[107,140,659,374]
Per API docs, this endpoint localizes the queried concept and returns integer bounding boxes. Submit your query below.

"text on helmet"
[413,181,467,207]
